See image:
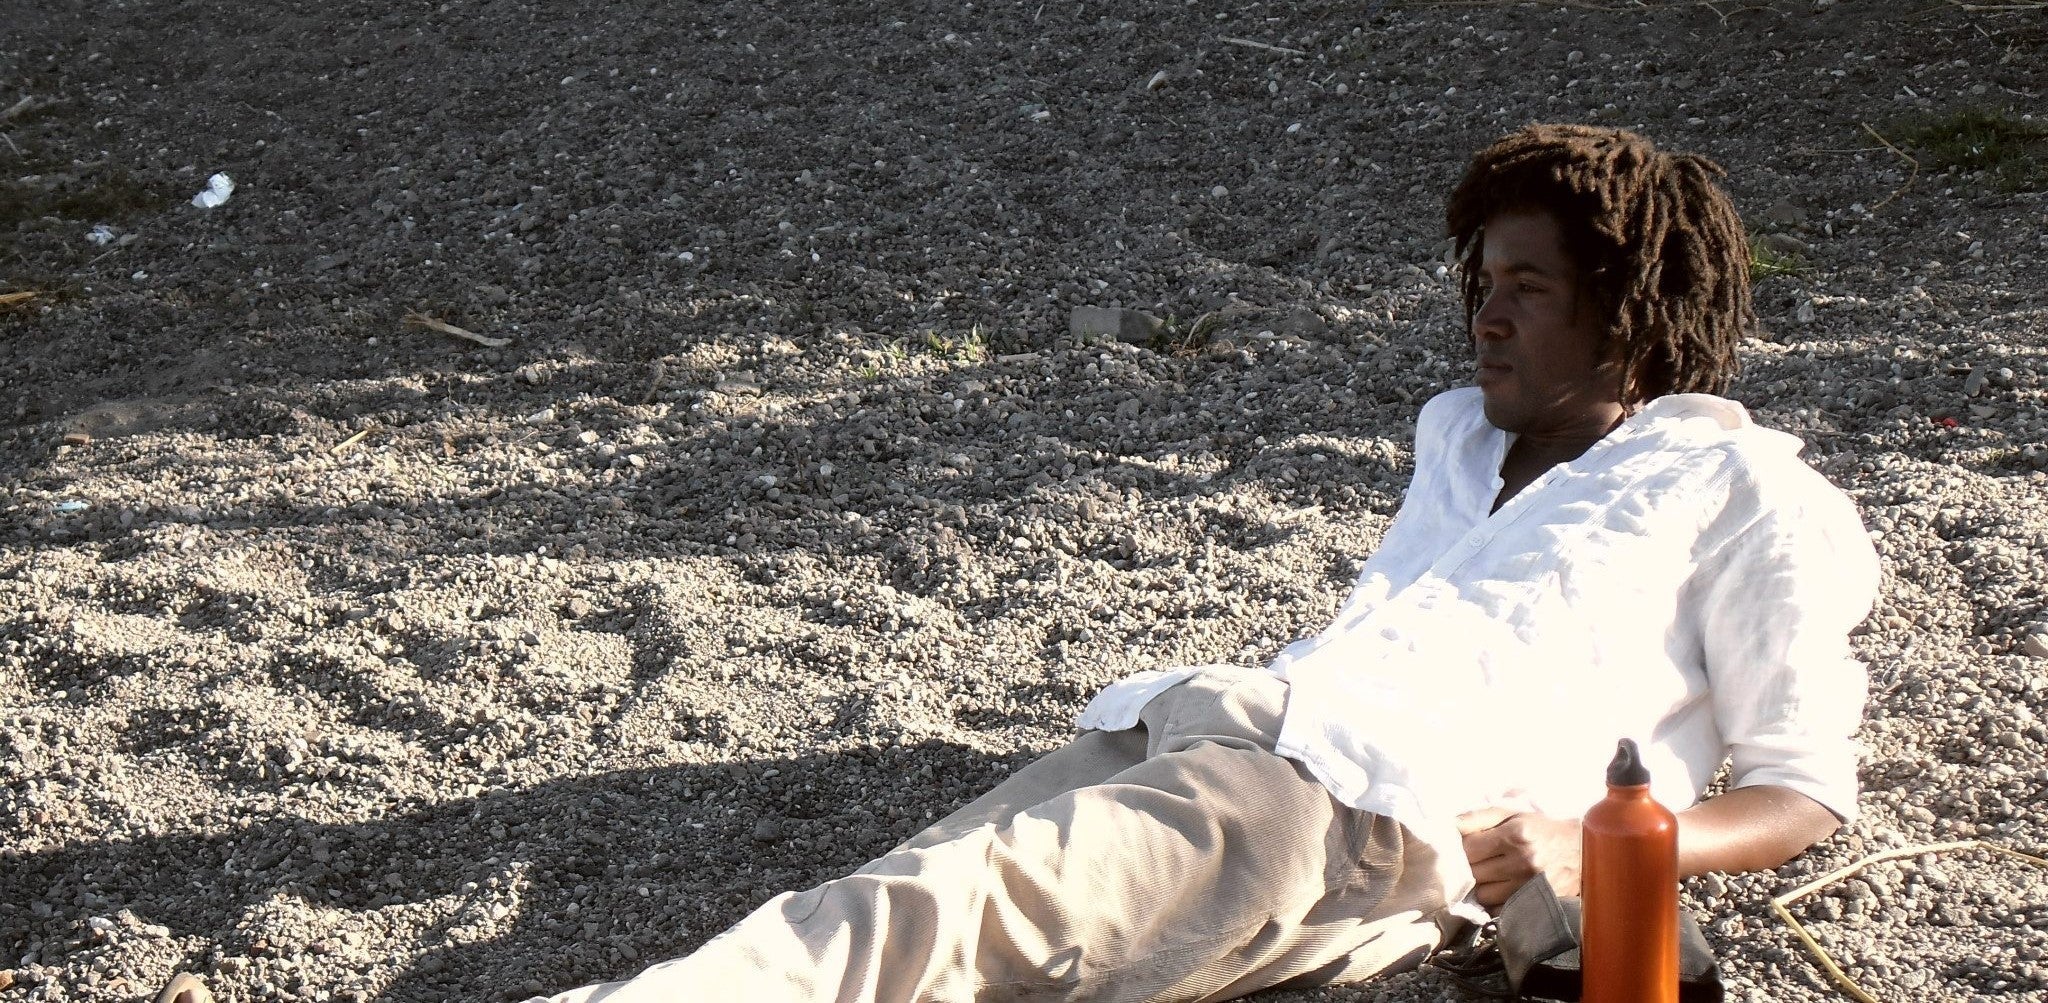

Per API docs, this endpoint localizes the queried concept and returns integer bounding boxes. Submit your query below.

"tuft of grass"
[854,325,994,379]
[1895,108,2048,192]
[1159,310,1225,354]
[920,326,989,363]
[1981,445,2024,471]
[958,323,990,362]
[856,338,920,380]
[1749,238,1806,281]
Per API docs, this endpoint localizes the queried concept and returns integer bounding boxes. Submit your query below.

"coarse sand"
[3,2,2046,1001]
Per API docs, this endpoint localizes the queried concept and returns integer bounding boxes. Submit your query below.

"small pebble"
[2020,632,2048,659]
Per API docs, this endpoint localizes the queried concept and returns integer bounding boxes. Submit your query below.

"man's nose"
[1473,291,1510,340]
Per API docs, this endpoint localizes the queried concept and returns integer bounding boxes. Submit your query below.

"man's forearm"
[1676,784,1841,878]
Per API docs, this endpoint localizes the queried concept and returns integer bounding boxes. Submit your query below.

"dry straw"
[1770,839,2048,1003]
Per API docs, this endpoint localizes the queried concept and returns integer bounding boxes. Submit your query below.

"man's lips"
[1475,359,1512,384]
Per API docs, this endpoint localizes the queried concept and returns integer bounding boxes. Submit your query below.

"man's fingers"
[1472,877,1525,910]
[1460,825,1504,863]
[1456,806,1516,835]
[1461,819,1529,866]
[1465,847,1536,886]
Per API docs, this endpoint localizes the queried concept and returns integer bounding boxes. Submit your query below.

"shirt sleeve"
[1691,465,1879,823]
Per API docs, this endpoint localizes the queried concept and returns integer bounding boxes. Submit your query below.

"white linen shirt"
[1075,387,1879,909]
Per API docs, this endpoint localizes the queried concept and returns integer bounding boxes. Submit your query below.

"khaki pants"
[540,667,1449,1002]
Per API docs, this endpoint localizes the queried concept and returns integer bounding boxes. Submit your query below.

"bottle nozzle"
[1606,738,1651,786]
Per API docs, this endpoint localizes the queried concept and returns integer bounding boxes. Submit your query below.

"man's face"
[1470,209,1626,440]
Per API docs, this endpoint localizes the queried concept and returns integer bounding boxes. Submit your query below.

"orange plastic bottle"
[1581,738,1679,1003]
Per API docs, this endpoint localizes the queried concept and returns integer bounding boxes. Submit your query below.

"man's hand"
[1455,786,1842,911]
[1456,807,1583,909]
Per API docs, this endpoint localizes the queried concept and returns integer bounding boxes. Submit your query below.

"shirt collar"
[1632,392,1753,430]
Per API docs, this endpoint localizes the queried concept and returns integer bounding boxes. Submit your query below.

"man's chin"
[1478,394,1521,434]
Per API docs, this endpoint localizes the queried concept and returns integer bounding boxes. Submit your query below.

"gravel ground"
[3,2,2046,1001]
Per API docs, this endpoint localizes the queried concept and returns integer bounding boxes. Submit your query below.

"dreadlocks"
[1445,123,1752,404]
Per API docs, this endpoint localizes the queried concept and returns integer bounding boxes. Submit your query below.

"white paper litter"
[86,224,117,246]
[192,173,235,208]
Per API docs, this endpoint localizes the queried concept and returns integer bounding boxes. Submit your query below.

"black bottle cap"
[1607,738,1651,786]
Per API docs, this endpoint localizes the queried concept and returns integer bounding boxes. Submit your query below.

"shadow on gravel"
[10,341,1422,578]
[1,743,1036,1002]
[22,324,1949,610]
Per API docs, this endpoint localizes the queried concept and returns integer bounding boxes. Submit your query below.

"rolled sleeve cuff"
[1728,752,1860,824]
[1073,665,1216,732]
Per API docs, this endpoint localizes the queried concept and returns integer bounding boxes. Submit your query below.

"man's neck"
[1492,423,1620,512]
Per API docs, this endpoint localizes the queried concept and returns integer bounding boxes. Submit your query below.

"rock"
[1278,307,1327,337]
[1069,306,1164,344]
[1146,70,1168,91]
[1759,199,1806,228]
[2019,632,2048,659]
[751,819,784,842]
[1699,872,1729,900]
[1964,368,1989,396]
[1756,232,1809,257]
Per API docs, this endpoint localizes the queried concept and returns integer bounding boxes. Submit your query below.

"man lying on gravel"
[158,123,1879,1003]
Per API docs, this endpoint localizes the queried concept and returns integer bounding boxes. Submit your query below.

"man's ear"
[1606,343,1639,412]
